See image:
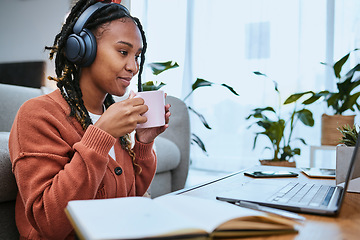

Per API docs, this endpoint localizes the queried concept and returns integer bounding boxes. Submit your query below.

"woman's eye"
[119,50,128,56]
[135,55,140,62]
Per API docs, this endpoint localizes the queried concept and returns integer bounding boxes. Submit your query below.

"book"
[65,195,298,240]
[301,168,336,179]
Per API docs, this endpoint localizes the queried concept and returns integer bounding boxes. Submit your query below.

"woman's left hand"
[135,99,171,144]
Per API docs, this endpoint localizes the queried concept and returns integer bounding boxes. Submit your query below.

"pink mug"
[135,90,165,129]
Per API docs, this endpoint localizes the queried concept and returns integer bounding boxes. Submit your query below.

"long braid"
[46,0,96,129]
[46,0,148,174]
[125,16,147,174]
[132,17,147,92]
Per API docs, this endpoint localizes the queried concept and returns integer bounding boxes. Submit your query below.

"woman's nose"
[125,57,139,74]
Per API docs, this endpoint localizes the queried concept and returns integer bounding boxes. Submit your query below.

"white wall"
[0,0,133,88]
[0,0,71,88]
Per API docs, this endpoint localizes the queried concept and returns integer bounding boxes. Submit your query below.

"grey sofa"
[0,83,190,239]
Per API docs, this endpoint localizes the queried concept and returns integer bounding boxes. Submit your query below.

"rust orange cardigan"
[9,90,157,240]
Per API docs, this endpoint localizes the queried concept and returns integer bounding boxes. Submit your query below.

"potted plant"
[338,124,358,147]
[142,61,239,154]
[336,124,360,185]
[284,49,360,146]
[141,61,179,91]
[246,72,315,167]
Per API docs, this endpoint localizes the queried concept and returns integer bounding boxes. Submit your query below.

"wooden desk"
[173,165,360,240]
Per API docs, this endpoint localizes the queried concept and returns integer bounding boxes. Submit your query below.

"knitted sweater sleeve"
[9,96,116,240]
[132,139,157,195]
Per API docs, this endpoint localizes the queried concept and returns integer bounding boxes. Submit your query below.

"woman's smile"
[117,76,132,87]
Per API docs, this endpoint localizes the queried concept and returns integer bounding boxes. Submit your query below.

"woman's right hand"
[94,91,148,138]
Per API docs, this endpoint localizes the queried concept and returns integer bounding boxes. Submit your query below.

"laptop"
[216,139,360,216]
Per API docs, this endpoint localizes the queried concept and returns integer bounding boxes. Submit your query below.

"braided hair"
[45,0,147,173]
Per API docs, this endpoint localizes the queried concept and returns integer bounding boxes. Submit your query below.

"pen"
[235,201,305,221]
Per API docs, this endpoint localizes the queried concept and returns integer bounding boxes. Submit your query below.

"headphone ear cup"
[65,34,86,64]
[80,29,97,67]
[65,29,97,67]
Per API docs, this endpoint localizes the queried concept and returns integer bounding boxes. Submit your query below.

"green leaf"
[183,78,214,101]
[272,80,279,93]
[252,134,260,149]
[141,81,166,91]
[284,91,313,104]
[253,107,276,114]
[320,62,330,67]
[191,133,208,154]
[317,90,331,95]
[253,71,267,77]
[253,71,279,93]
[220,83,239,96]
[184,78,238,101]
[344,64,360,80]
[333,49,360,79]
[333,52,350,79]
[148,61,179,76]
[281,146,301,161]
[302,95,321,105]
[192,78,213,91]
[293,148,301,155]
[296,109,314,126]
[188,106,212,129]
[303,91,329,104]
[326,93,340,112]
[264,146,272,151]
[246,107,276,120]
[296,138,307,145]
[256,119,285,147]
[342,92,360,112]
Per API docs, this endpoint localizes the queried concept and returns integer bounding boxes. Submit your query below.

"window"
[131,0,360,172]
[245,22,270,60]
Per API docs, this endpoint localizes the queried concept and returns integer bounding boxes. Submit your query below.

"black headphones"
[65,2,129,67]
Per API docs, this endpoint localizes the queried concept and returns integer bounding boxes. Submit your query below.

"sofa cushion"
[0,132,17,203]
[0,83,43,132]
[154,136,180,173]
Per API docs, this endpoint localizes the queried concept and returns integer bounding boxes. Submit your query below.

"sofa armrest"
[159,96,191,192]
[154,137,181,173]
[0,132,17,203]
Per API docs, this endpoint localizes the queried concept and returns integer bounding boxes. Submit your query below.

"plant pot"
[336,145,360,186]
[321,114,355,146]
[259,160,296,168]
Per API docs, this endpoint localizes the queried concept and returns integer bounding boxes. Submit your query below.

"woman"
[9,0,170,239]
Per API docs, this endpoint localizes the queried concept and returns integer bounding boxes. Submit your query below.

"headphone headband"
[73,2,130,34]
[73,2,110,34]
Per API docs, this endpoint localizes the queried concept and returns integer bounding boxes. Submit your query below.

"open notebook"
[65,195,298,239]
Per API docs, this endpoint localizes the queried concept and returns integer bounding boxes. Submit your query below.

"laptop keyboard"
[269,182,336,207]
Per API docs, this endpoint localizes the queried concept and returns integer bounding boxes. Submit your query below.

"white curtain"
[131,0,360,172]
